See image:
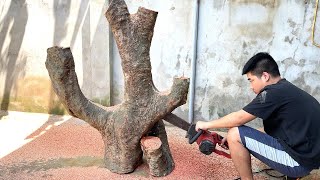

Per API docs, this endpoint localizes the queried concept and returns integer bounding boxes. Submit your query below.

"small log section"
[45,0,189,176]
[141,136,169,177]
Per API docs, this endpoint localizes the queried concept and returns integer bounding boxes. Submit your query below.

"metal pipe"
[188,0,200,124]
[312,0,320,48]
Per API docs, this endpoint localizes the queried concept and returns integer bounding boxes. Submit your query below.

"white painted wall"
[194,1,320,125]
[0,0,111,113]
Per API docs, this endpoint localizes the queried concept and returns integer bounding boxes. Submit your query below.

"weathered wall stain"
[288,18,297,29]
[232,0,278,8]
[281,58,320,100]
[285,36,294,44]
[0,77,66,114]
[194,85,262,128]
[229,0,279,39]
[281,58,305,69]
[196,85,249,118]
[213,0,227,10]
[222,77,233,88]
[313,87,320,97]
[292,72,312,94]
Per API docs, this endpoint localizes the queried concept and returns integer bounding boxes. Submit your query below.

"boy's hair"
[242,52,280,77]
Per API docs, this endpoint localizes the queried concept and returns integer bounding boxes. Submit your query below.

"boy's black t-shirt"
[243,79,320,169]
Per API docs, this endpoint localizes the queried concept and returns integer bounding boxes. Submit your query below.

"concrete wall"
[0,0,111,114]
[195,0,320,126]
[0,0,319,127]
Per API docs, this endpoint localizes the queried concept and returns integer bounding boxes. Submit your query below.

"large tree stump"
[45,0,189,175]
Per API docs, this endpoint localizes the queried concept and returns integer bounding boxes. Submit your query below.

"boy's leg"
[237,125,311,178]
[227,127,254,180]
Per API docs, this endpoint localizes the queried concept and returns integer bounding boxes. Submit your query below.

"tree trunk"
[45,0,189,175]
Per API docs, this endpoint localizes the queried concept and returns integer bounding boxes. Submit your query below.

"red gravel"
[0,112,272,180]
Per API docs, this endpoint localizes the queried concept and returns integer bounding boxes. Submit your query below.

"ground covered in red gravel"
[0,111,319,180]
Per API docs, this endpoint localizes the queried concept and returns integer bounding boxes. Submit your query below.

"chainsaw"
[163,113,231,159]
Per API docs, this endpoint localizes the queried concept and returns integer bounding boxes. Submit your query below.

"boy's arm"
[196,110,256,131]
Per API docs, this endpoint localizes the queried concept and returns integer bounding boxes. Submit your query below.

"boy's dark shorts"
[238,125,311,178]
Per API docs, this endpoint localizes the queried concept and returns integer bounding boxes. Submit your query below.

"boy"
[196,52,320,179]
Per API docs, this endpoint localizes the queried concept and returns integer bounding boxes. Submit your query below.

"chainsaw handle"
[189,129,203,144]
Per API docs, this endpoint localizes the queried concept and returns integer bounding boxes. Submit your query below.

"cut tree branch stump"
[141,136,171,177]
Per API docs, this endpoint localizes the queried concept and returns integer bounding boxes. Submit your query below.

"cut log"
[140,136,172,177]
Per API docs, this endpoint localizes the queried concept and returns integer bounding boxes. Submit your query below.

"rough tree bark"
[45,0,189,175]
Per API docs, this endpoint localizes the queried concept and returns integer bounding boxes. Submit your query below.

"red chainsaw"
[163,113,231,159]
[186,124,231,158]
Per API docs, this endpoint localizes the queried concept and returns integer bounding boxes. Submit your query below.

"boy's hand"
[195,121,208,131]
[220,136,228,150]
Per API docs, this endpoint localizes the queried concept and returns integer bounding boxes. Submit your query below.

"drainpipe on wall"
[107,0,114,106]
[188,0,200,124]
[109,28,114,106]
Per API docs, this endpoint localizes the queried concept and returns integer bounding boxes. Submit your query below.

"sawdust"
[141,136,162,150]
